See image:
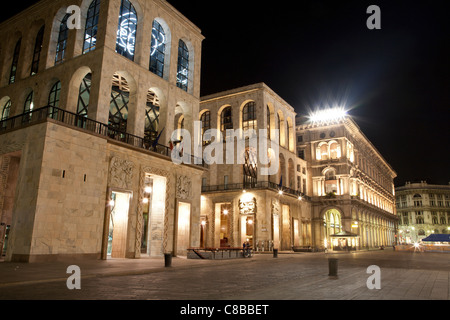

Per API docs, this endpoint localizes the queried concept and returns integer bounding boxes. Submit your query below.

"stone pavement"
[0,250,448,301]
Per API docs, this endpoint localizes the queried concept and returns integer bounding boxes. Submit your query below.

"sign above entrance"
[239,197,257,215]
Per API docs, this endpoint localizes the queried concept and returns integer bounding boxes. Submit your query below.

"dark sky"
[3,0,450,187]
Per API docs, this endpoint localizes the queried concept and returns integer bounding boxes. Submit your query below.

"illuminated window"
[149,20,166,78]
[9,39,21,84]
[31,26,45,76]
[330,142,341,159]
[200,111,211,146]
[415,212,424,224]
[145,90,160,142]
[115,0,137,61]
[320,143,328,160]
[22,91,34,123]
[83,0,101,54]
[243,148,257,188]
[176,40,189,91]
[242,101,257,133]
[55,14,70,65]
[266,106,271,139]
[48,81,61,119]
[109,73,130,133]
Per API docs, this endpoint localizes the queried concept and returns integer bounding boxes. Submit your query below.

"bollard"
[164,253,172,268]
[328,258,338,277]
[273,248,278,258]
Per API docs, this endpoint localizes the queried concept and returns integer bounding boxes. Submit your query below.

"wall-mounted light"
[144,186,153,194]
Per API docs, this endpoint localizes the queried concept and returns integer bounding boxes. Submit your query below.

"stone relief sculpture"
[176,175,192,200]
[109,156,135,189]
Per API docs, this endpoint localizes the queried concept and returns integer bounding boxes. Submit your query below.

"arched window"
[83,0,101,54]
[200,111,211,146]
[109,73,130,133]
[22,91,34,123]
[55,14,70,65]
[242,101,257,133]
[220,106,233,140]
[324,209,342,248]
[266,105,271,140]
[31,26,45,76]
[243,148,257,188]
[330,141,341,159]
[9,38,21,84]
[277,113,281,145]
[319,143,328,160]
[48,81,61,108]
[77,73,91,117]
[149,20,166,78]
[115,0,137,61]
[1,99,11,123]
[145,89,160,142]
[176,40,189,91]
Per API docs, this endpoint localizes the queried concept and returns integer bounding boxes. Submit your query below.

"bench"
[187,247,244,260]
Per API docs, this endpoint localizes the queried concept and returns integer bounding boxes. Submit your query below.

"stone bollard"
[164,253,173,268]
[328,258,338,277]
[273,249,278,258]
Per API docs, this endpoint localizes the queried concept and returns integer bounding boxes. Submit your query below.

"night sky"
[3,0,449,187]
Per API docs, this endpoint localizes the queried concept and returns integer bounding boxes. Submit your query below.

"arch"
[219,105,233,140]
[288,158,295,189]
[8,36,22,84]
[176,39,191,92]
[323,208,343,249]
[144,88,160,141]
[279,153,286,187]
[266,103,275,140]
[149,18,171,80]
[329,140,341,159]
[199,109,211,146]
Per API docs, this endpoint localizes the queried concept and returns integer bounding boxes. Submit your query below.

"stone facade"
[199,84,312,251]
[396,181,450,244]
[297,116,398,250]
[0,0,205,262]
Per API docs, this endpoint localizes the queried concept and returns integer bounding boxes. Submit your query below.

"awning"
[330,231,359,238]
[421,234,450,242]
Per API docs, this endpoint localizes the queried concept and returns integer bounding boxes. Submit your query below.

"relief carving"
[176,175,192,200]
[109,157,135,190]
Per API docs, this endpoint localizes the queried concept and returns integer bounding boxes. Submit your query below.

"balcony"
[202,180,310,201]
[0,105,207,168]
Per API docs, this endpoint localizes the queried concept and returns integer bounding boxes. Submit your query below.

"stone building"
[396,181,450,244]
[296,111,398,250]
[0,0,206,262]
[199,83,312,252]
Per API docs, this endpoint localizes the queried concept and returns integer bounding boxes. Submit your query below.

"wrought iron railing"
[0,105,207,168]
[202,180,310,200]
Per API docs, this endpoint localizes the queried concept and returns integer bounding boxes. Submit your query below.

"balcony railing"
[202,180,310,200]
[0,105,207,168]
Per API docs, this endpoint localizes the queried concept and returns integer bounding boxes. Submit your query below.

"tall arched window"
[115,0,137,61]
[243,147,257,188]
[145,90,160,142]
[220,106,233,140]
[48,81,61,118]
[277,113,281,145]
[83,0,101,54]
[267,105,271,140]
[149,20,166,78]
[77,73,92,117]
[31,26,45,76]
[1,99,11,123]
[23,91,34,123]
[242,101,257,133]
[55,14,70,65]
[9,38,21,84]
[176,40,189,92]
[109,73,130,133]
[330,141,341,159]
[200,111,211,146]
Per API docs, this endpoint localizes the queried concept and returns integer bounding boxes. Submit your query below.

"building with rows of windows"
[396,181,450,244]
[0,0,400,262]
[0,0,206,262]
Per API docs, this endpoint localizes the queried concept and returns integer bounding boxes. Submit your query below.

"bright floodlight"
[309,107,348,124]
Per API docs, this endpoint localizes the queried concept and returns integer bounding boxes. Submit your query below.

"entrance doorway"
[107,191,131,259]
[176,202,191,256]
[241,215,255,248]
